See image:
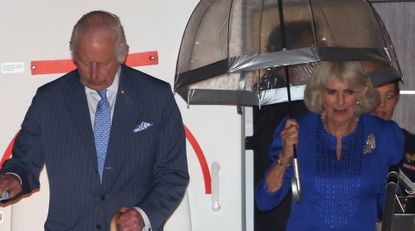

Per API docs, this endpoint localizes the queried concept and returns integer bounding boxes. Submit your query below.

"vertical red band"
[184,125,212,194]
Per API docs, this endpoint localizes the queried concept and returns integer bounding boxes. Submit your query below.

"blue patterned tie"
[94,89,111,182]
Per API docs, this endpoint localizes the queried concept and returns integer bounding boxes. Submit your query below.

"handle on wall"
[211,162,221,211]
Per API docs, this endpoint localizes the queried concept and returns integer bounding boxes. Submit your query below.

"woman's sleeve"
[255,116,293,211]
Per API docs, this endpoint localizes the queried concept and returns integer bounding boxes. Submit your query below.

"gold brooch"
[364,133,376,154]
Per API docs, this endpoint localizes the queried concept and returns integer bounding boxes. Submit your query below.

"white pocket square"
[133,121,153,133]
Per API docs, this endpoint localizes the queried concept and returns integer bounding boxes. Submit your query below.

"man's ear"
[119,45,129,64]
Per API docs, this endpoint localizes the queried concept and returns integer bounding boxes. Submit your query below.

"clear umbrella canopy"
[174,0,402,106]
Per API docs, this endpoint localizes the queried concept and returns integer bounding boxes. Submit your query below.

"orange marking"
[30,51,159,75]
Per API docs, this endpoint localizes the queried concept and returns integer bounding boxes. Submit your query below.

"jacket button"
[96,224,101,229]
[100,195,105,201]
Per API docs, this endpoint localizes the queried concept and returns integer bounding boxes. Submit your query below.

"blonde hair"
[304,61,379,115]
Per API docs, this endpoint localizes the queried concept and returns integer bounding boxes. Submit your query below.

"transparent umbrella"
[174,0,403,204]
[174,0,402,107]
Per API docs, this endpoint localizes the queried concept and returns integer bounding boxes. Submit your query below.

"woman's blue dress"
[255,113,404,231]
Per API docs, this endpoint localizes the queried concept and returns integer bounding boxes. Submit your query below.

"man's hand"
[0,174,22,199]
[116,207,145,231]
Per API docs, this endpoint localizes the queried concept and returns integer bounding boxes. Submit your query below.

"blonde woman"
[256,61,403,231]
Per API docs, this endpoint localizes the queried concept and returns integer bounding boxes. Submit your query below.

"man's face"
[75,31,121,90]
[374,82,400,120]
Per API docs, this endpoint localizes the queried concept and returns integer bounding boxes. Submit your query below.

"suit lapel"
[64,73,97,165]
[110,67,135,140]
[102,67,135,186]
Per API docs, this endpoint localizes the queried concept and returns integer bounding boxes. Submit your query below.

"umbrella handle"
[291,146,302,203]
[110,211,122,231]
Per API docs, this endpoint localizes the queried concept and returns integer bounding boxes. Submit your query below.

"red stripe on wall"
[125,51,158,67]
[30,51,159,75]
[31,59,76,75]
[184,125,212,194]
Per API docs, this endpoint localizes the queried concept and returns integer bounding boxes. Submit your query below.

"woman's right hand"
[280,118,299,162]
[265,118,299,192]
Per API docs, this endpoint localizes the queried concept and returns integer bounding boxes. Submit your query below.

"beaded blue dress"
[255,113,404,231]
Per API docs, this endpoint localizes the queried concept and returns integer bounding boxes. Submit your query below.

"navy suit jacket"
[1,65,189,230]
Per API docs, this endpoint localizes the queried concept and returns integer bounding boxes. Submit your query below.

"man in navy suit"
[0,10,189,231]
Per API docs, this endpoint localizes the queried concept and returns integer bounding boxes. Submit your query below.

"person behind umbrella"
[372,79,415,182]
[255,61,404,231]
